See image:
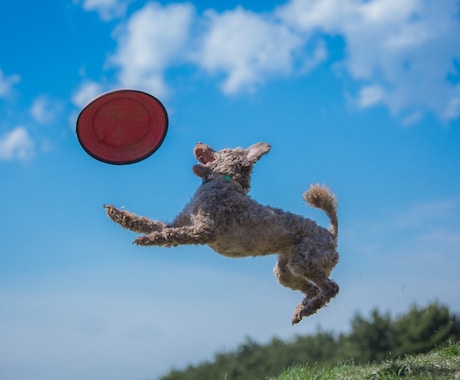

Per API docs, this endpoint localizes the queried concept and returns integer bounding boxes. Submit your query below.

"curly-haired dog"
[105,142,339,324]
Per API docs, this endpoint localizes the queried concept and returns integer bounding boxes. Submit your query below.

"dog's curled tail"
[303,184,338,241]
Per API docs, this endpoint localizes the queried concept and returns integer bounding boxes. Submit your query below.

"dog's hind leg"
[287,240,339,324]
[292,273,339,324]
[274,256,320,298]
[105,205,166,234]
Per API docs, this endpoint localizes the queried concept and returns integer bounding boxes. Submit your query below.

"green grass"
[272,341,460,380]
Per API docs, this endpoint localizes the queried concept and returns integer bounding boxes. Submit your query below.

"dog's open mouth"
[194,143,216,165]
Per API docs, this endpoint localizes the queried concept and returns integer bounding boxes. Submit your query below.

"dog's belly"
[193,191,319,258]
[209,240,280,258]
[209,222,296,258]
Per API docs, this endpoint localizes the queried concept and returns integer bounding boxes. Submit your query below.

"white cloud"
[102,0,460,122]
[0,69,20,98]
[394,197,459,229]
[0,127,34,161]
[401,111,423,127]
[30,96,62,124]
[357,84,386,108]
[196,7,304,94]
[72,80,103,108]
[79,0,130,20]
[443,92,460,120]
[300,39,328,74]
[109,2,195,97]
[275,0,351,32]
[276,0,460,121]
[421,227,460,245]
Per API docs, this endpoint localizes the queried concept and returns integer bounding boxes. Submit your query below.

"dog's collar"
[202,173,245,192]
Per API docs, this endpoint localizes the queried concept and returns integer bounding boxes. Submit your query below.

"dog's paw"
[291,304,304,325]
[104,204,117,215]
[104,205,136,230]
[134,233,177,247]
[104,204,122,221]
[134,235,148,246]
[292,304,318,325]
[133,234,159,246]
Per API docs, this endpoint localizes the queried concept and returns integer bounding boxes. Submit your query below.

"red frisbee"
[76,89,168,165]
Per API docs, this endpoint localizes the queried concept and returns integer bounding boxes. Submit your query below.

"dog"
[105,142,339,324]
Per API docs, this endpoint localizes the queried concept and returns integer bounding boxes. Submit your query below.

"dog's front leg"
[134,225,216,247]
[104,205,166,234]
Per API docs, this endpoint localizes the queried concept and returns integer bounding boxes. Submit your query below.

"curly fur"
[105,142,339,324]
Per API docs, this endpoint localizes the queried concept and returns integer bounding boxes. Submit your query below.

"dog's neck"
[202,173,246,192]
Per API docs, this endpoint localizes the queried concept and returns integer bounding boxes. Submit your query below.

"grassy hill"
[273,341,460,380]
[160,304,460,380]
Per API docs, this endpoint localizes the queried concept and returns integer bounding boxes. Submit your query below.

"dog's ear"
[245,142,271,163]
[193,164,211,178]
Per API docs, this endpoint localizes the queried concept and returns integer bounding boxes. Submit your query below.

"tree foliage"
[159,302,460,380]
[343,309,396,362]
[394,303,459,356]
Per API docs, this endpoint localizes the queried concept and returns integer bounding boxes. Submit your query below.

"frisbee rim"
[76,89,168,165]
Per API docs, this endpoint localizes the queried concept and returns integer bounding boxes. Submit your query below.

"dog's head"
[193,142,271,191]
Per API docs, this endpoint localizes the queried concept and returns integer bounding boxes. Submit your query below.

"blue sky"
[1,0,459,379]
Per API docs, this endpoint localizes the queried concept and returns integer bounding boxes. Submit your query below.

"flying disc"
[76,89,168,165]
